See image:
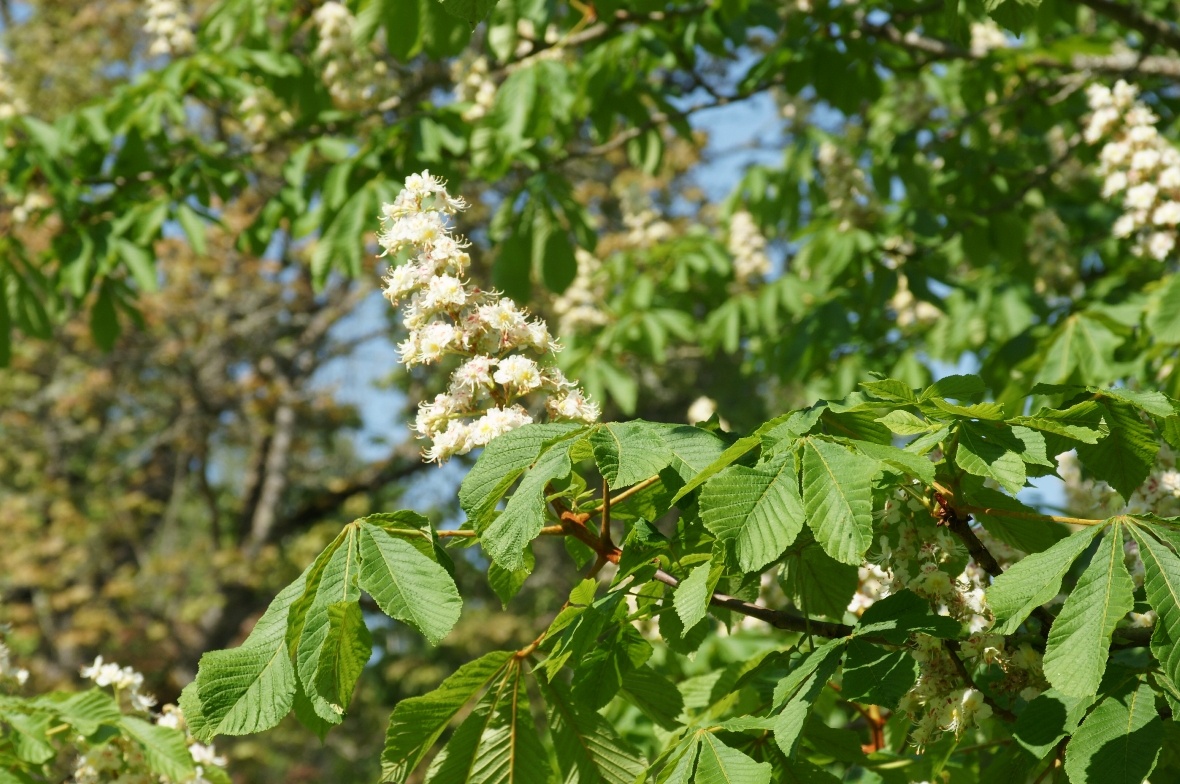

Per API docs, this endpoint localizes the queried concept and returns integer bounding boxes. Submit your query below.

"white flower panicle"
[81,656,157,711]
[1086,80,1180,261]
[380,171,600,462]
[452,54,498,121]
[312,1,396,111]
[551,248,610,334]
[144,0,195,57]
[727,210,772,284]
[889,273,941,328]
[969,20,1009,57]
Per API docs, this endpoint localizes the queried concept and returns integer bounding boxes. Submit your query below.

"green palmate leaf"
[954,422,1026,495]
[296,526,363,724]
[381,651,514,783]
[480,435,577,570]
[700,452,805,572]
[1076,399,1159,501]
[590,420,673,489]
[662,734,703,784]
[459,423,586,530]
[540,678,647,784]
[1103,388,1175,418]
[189,567,309,740]
[1012,689,1094,760]
[1043,523,1135,697]
[778,537,858,621]
[620,665,685,730]
[293,675,334,742]
[1127,522,1180,689]
[987,525,1104,634]
[801,438,878,565]
[570,625,649,710]
[311,601,372,719]
[120,716,196,781]
[852,590,959,643]
[840,638,919,708]
[773,640,845,756]
[695,733,772,784]
[1063,680,1164,784]
[1148,274,1180,343]
[358,522,462,645]
[674,561,720,633]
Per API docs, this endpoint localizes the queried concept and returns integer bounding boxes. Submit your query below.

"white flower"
[687,396,718,425]
[468,406,533,447]
[383,263,426,303]
[547,391,601,423]
[1161,166,1180,190]
[379,211,449,255]
[1112,213,1138,238]
[189,743,227,768]
[728,210,772,283]
[1153,201,1180,225]
[493,355,542,391]
[417,322,458,363]
[1148,231,1175,260]
[144,0,195,57]
[451,356,496,391]
[1100,141,1130,168]
[1086,83,1113,110]
[423,274,468,310]
[1112,79,1138,108]
[1131,149,1162,171]
[1126,183,1159,210]
[479,300,526,333]
[1103,171,1128,198]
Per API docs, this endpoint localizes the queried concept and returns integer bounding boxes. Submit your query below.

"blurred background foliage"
[3,0,1180,779]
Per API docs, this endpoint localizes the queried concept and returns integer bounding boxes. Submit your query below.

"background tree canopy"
[4,0,1180,781]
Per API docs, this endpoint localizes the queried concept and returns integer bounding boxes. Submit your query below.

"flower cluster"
[237,87,294,149]
[727,210,772,284]
[817,140,879,230]
[74,661,228,783]
[312,2,397,111]
[451,54,498,122]
[1059,443,1180,521]
[969,20,1008,57]
[379,171,600,462]
[0,53,27,121]
[551,248,610,334]
[889,274,942,328]
[1085,80,1180,261]
[144,0,195,57]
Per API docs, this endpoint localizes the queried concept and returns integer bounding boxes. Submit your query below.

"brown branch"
[590,474,661,513]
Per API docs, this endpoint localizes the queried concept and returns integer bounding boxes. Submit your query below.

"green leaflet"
[661,733,703,784]
[1127,522,1180,689]
[986,525,1104,635]
[1010,399,1106,445]
[358,522,463,645]
[4,712,54,764]
[458,423,586,531]
[801,438,877,565]
[487,545,534,608]
[778,536,858,621]
[921,374,985,401]
[540,678,647,784]
[1011,689,1093,760]
[1148,273,1180,343]
[30,688,121,736]
[296,526,363,724]
[381,650,514,783]
[570,625,649,710]
[847,440,935,484]
[438,0,497,27]
[120,716,196,781]
[1043,523,1135,697]
[620,665,685,730]
[954,421,1026,495]
[426,665,549,784]
[876,409,933,435]
[312,601,372,719]
[1034,313,1123,387]
[773,640,844,757]
[657,423,727,483]
[480,435,577,570]
[189,566,309,740]
[779,757,842,783]
[591,420,673,489]
[695,732,772,784]
[1076,399,1159,501]
[840,638,919,708]
[700,452,805,572]
[673,561,720,633]
[1063,680,1163,784]
[669,411,801,505]
[852,589,959,644]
